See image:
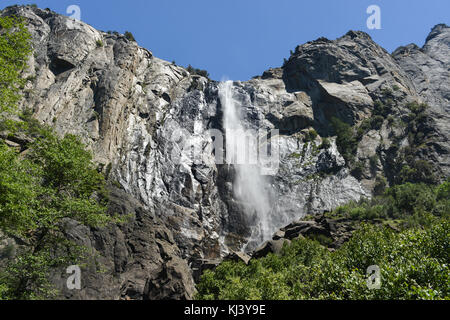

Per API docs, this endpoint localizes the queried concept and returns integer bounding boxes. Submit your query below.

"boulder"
[226,251,251,265]
[252,239,290,259]
[2,5,448,301]
[143,256,196,300]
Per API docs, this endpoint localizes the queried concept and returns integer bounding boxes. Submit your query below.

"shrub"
[186,64,210,79]
[196,218,449,300]
[351,161,365,180]
[330,117,356,164]
[397,160,437,185]
[0,15,32,115]
[0,129,120,299]
[306,129,318,141]
[369,155,379,172]
[387,115,395,124]
[319,137,331,149]
[371,115,384,130]
[381,88,393,97]
[406,102,428,115]
[373,101,388,118]
[373,175,387,196]
[124,31,136,42]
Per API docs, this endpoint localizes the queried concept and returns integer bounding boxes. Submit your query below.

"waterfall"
[219,81,275,250]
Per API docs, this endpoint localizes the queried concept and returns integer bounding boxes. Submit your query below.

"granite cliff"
[0,5,448,299]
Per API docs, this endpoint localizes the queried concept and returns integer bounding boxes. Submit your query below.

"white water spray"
[219,81,275,250]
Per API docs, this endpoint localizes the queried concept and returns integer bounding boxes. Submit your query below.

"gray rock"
[143,256,196,300]
[1,5,448,300]
[393,24,450,175]
[252,239,290,259]
[226,251,251,265]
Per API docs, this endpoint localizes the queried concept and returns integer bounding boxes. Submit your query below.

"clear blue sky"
[1,0,449,80]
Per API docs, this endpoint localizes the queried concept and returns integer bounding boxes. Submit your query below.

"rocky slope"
[1,5,448,299]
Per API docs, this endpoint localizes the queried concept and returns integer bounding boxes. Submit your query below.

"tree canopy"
[0,15,32,114]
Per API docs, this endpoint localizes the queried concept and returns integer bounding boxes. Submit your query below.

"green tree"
[0,15,32,115]
[186,64,210,79]
[330,117,356,164]
[124,31,136,42]
[0,131,117,299]
[196,181,450,300]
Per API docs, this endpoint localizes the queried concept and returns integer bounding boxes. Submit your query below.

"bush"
[196,218,449,300]
[186,64,210,79]
[0,15,32,115]
[319,137,331,149]
[373,101,389,118]
[330,117,356,164]
[196,181,450,300]
[351,161,365,180]
[124,31,136,42]
[406,102,428,115]
[373,175,387,195]
[0,129,120,299]
[397,161,437,185]
[305,129,318,142]
[371,115,384,130]
[387,115,395,124]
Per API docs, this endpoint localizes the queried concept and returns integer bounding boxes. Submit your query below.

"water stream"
[219,81,275,250]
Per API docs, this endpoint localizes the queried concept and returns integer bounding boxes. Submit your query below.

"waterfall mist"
[219,81,276,250]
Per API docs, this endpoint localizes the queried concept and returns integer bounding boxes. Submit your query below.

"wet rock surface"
[1,5,448,299]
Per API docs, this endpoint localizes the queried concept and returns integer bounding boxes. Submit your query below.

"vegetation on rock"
[0,14,118,300]
[196,181,449,300]
[0,15,32,115]
[186,64,210,79]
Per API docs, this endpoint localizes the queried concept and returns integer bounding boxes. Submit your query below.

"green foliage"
[0,128,118,299]
[397,161,436,185]
[387,115,395,124]
[373,175,387,196]
[370,115,384,130]
[319,137,331,149]
[95,39,103,47]
[369,155,379,172]
[304,129,318,142]
[29,132,106,202]
[197,181,449,300]
[197,218,449,300]
[381,88,393,97]
[186,64,210,79]
[330,117,356,164]
[384,101,437,186]
[289,152,301,159]
[0,15,32,115]
[406,102,428,115]
[350,161,365,180]
[0,242,86,300]
[308,233,333,246]
[124,31,136,42]
[331,181,449,224]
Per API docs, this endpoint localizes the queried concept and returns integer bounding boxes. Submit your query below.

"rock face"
[0,5,448,299]
[393,24,450,175]
[248,214,355,259]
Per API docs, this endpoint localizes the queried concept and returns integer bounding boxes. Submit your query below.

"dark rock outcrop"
[252,239,291,259]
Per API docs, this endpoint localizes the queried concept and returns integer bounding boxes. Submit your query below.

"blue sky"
[1,0,448,80]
